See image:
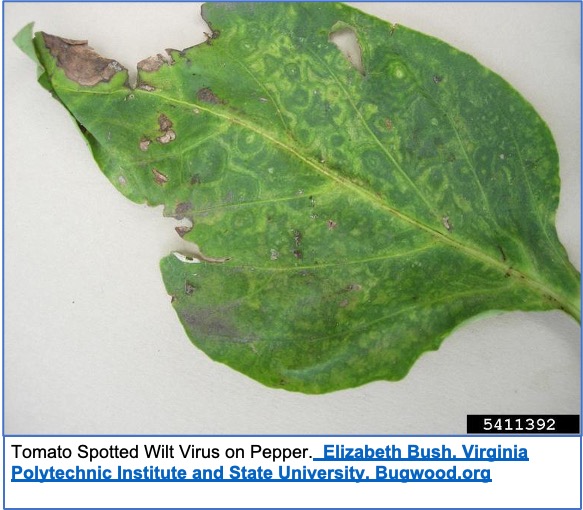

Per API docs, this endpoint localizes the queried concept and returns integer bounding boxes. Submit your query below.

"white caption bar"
[4,436,580,508]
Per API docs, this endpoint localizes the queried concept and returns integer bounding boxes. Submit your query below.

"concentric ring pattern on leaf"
[17,2,580,393]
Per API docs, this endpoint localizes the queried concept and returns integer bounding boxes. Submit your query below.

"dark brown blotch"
[42,32,126,87]
[137,54,165,73]
[174,202,192,220]
[293,229,303,247]
[158,114,173,132]
[197,87,223,105]
[156,114,176,144]
[184,281,197,295]
[175,226,192,238]
[139,138,151,151]
[182,305,240,340]
[152,168,168,185]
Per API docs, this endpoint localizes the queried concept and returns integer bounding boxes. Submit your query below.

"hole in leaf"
[329,27,364,75]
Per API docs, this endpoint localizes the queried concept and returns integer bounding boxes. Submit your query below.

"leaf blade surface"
[17,2,580,392]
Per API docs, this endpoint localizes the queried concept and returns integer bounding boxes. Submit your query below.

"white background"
[4,3,581,435]
[4,436,581,508]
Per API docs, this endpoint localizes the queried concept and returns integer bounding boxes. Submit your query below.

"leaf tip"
[13,22,39,64]
[41,32,127,87]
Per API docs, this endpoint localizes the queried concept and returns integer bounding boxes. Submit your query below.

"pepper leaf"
[16,2,580,393]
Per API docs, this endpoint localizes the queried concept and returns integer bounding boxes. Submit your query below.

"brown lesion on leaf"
[157,131,176,144]
[184,281,198,295]
[182,304,243,341]
[156,113,176,144]
[136,53,172,90]
[42,32,126,87]
[183,310,237,338]
[175,226,192,238]
[137,54,166,73]
[384,118,393,131]
[158,114,173,131]
[152,168,168,185]
[204,29,220,44]
[197,87,224,105]
[139,138,151,151]
[327,219,338,230]
[442,215,452,232]
[174,202,192,220]
[292,229,303,247]
[175,202,191,216]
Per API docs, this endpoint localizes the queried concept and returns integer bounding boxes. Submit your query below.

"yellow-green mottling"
[16,3,580,393]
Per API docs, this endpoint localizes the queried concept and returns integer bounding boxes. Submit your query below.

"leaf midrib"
[57,83,577,318]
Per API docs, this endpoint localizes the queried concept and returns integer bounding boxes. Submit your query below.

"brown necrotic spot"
[203,29,220,43]
[182,305,240,340]
[184,281,197,295]
[139,138,151,151]
[156,114,176,144]
[152,168,168,185]
[157,131,176,144]
[158,114,173,132]
[327,219,338,230]
[293,229,303,247]
[197,87,223,104]
[42,32,126,87]
[442,215,452,232]
[174,202,192,220]
[137,54,165,73]
[155,114,176,144]
[175,226,192,238]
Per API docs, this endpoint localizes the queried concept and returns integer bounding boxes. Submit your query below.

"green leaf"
[17,2,580,393]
